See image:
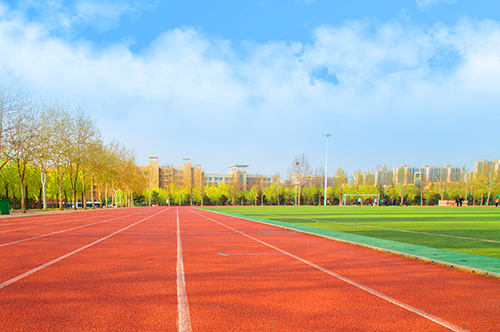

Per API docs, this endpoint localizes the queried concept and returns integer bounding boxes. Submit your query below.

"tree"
[5,101,42,212]
[288,153,311,206]
[66,111,99,210]
[476,162,500,205]
[32,100,62,211]
[0,83,26,170]
[333,168,348,205]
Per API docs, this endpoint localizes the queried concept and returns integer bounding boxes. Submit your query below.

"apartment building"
[392,164,461,184]
[205,164,279,190]
[474,159,500,176]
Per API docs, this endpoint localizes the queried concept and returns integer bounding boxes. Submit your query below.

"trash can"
[0,199,10,215]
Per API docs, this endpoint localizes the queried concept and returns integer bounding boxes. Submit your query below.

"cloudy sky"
[0,0,499,177]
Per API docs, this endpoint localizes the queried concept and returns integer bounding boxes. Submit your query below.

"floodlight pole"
[323,133,332,206]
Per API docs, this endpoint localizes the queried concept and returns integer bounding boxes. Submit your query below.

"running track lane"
[183,207,500,331]
[0,207,179,331]
[1,207,499,331]
[0,208,154,282]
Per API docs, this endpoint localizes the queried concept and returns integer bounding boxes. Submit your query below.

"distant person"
[357,197,362,206]
[496,198,499,207]
[459,197,464,207]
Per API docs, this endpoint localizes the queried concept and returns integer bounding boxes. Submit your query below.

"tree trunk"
[41,169,47,211]
[81,172,86,209]
[58,171,64,210]
[105,185,108,208]
[16,160,27,213]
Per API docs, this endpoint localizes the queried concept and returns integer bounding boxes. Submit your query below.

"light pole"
[295,161,299,206]
[323,133,332,206]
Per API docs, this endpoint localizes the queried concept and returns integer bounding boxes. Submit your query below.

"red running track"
[0,207,499,331]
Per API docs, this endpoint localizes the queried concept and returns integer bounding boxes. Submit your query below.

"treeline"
[146,166,499,207]
[0,85,145,212]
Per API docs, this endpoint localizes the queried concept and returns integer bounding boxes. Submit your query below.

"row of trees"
[0,84,145,212]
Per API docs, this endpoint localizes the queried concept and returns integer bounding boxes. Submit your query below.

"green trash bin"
[0,199,10,215]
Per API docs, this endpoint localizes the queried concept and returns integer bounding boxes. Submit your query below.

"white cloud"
[0,7,499,173]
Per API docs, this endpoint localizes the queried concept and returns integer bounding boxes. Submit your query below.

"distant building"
[289,174,332,187]
[205,164,279,190]
[375,170,393,186]
[140,157,203,190]
[474,159,500,176]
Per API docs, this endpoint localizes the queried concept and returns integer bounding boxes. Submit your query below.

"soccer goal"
[341,194,380,206]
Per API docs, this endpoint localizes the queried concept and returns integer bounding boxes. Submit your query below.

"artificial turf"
[201,206,500,260]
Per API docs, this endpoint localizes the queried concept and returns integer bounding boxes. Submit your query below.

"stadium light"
[323,133,332,206]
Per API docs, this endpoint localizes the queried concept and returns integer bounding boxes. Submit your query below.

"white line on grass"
[264,213,500,244]
[190,208,470,332]
[177,208,192,332]
[0,208,169,290]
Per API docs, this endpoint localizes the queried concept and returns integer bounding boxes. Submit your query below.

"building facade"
[474,159,500,176]
[141,157,203,190]
[205,164,279,191]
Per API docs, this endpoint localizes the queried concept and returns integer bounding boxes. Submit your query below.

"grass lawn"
[201,206,500,259]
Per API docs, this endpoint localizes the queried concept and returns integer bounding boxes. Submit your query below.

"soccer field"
[201,206,500,260]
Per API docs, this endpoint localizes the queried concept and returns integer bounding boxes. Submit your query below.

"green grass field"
[201,206,500,260]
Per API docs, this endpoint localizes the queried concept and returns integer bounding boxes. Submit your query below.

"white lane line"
[218,253,286,256]
[190,209,470,332]
[0,210,147,247]
[0,213,119,234]
[188,232,232,235]
[177,208,192,332]
[0,208,169,290]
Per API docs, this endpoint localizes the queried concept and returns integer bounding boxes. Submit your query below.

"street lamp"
[323,133,332,206]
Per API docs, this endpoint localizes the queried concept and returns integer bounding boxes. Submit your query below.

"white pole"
[323,133,332,206]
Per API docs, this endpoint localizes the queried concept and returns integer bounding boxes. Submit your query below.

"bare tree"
[288,153,311,206]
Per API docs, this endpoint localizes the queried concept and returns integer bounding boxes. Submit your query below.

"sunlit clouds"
[0,1,498,174]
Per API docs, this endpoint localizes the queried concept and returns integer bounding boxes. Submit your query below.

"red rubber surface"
[1,206,499,331]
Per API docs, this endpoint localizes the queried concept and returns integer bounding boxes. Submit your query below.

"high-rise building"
[375,170,393,186]
[392,164,461,184]
[474,159,500,176]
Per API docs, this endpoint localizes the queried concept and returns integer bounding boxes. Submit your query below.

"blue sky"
[0,0,499,177]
